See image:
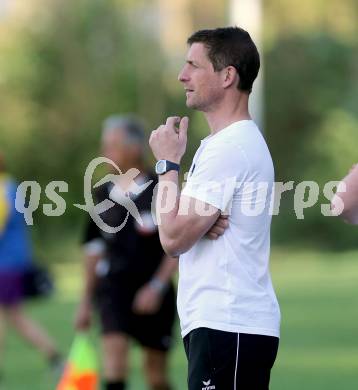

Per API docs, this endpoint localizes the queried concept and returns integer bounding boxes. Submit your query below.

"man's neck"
[204,91,251,135]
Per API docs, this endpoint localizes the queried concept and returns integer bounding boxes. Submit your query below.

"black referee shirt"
[83,173,164,280]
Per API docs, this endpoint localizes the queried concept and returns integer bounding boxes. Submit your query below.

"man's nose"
[178,66,189,83]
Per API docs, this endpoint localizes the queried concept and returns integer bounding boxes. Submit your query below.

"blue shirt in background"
[0,176,32,272]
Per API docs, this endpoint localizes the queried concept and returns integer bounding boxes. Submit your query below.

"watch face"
[156,160,167,175]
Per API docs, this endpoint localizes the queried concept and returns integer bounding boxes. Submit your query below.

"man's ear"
[222,66,239,89]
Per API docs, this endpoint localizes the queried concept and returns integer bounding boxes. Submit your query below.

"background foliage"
[0,1,357,389]
[0,0,357,246]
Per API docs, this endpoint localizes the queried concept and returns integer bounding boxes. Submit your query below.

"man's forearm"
[332,165,358,224]
[152,255,178,286]
[156,170,181,242]
[156,170,220,256]
[156,170,199,255]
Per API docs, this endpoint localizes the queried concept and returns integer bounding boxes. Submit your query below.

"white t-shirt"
[178,120,281,338]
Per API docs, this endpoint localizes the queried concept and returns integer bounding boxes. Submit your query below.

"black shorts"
[183,328,279,390]
[95,273,176,351]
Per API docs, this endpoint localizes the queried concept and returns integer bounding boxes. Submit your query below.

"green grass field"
[1,246,358,390]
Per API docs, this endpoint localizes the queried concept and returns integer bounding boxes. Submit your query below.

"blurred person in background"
[74,115,178,390]
[331,164,358,224]
[0,152,63,381]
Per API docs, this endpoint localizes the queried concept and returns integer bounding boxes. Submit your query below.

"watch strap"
[165,160,180,173]
[156,160,180,175]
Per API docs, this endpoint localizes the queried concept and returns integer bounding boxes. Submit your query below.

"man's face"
[101,129,139,170]
[178,43,224,111]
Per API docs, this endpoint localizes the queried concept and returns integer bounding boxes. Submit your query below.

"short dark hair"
[102,114,146,147]
[187,27,260,93]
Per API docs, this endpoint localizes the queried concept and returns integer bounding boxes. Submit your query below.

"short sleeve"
[181,142,249,212]
[82,217,105,256]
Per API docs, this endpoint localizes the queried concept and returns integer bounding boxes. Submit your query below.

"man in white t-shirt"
[149,27,280,389]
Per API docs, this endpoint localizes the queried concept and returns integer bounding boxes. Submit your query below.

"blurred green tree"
[0,0,188,239]
[265,35,358,247]
[0,0,357,250]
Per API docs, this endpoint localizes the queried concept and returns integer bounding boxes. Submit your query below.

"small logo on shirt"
[202,379,215,390]
[190,163,196,176]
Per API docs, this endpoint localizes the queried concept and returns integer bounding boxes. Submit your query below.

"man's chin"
[186,98,199,110]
